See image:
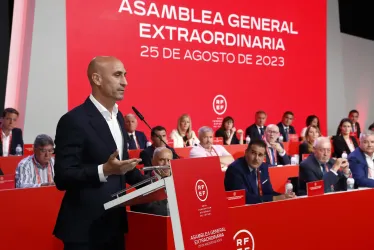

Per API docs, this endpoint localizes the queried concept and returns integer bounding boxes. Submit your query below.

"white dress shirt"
[365,153,374,179]
[2,130,12,157]
[89,94,123,182]
[189,144,231,158]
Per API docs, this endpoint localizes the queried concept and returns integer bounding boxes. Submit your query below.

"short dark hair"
[349,110,359,116]
[369,123,374,130]
[2,108,19,118]
[246,139,267,151]
[34,134,54,148]
[151,126,166,137]
[283,111,294,117]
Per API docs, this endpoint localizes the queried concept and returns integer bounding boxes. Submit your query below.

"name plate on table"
[226,190,245,207]
[288,134,299,142]
[213,137,223,145]
[307,180,324,196]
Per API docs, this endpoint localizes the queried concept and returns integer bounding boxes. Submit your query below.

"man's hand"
[270,142,284,154]
[332,158,350,173]
[103,151,142,176]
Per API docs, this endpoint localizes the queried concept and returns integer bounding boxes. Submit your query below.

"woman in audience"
[332,118,359,158]
[170,114,199,148]
[300,115,321,139]
[299,125,320,161]
[215,116,244,145]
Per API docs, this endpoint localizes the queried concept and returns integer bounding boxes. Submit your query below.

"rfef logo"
[212,95,227,115]
[195,179,208,202]
[233,229,255,250]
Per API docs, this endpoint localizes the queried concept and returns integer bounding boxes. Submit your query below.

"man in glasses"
[15,134,55,188]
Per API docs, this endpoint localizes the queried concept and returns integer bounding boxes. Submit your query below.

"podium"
[104,157,234,250]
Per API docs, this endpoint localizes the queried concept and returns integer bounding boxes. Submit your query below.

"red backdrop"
[66,0,326,136]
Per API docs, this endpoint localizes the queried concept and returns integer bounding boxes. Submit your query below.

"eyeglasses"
[38,148,54,153]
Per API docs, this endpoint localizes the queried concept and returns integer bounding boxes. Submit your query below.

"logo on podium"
[233,229,255,250]
[195,179,208,202]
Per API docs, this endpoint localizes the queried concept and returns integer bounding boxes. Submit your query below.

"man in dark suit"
[0,108,24,156]
[53,56,146,250]
[349,110,361,138]
[224,139,295,204]
[245,110,267,141]
[299,137,351,195]
[139,126,178,176]
[124,113,148,149]
[263,124,290,166]
[348,131,374,188]
[277,111,296,142]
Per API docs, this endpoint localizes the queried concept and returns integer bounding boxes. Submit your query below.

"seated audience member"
[170,114,199,148]
[263,124,290,166]
[0,108,24,156]
[0,168,3,175]
[299,137,351,195]
[332,118,359,158]
[277,111,296,142]
[348,131,374,188]
[348,109,361,138]
[131,147,171,216]
[15,134,55,188]
[140,126,178,176]
[300,115,320,139]
[215,116,243,145]
[189,126,234,170]
[225,139,295,204]
[368,123,374,131]
[245,110,267,141]
[124,113,148,149]
[299,125,321,161]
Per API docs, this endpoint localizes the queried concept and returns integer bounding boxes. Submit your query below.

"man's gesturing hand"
[103,151,142,176]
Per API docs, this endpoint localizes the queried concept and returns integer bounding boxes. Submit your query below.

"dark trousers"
[64,236,125,250]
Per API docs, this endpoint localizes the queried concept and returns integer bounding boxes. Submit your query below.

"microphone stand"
[132,107,180,159]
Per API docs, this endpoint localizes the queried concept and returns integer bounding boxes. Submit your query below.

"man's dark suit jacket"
[0,128,24,156]
[53,98,146,244]
[349,147,374,188]
[224,157,280,204]
[298,154,347,195]
[139,145,179,176]
[245,124,266,141]
[126,130,148,150]
[277,122,296,142]
[265,142,290,166]
[332,135,359,158]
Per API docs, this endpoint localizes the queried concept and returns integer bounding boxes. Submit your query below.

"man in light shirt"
[189,126,234,170]
[349,131,374,187]
[15,134,55,188]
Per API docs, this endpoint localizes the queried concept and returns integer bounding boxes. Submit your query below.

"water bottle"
[15,144,22,156]
[285,180,293,194]
[245,136,251,144]
[330,185,335,193]
[342,151,348,159]
[347,176,355,190]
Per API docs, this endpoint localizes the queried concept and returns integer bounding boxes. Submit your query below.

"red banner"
[170,157,232,249]
[66,0,327,135]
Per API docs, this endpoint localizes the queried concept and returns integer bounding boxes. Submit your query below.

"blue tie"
[128,134,137,149]
[284,127,289,142]
[270,148,276,165]
[249,170,258,195]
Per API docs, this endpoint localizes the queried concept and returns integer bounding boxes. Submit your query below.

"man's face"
[35,144,54,165]
[360,135,374,155]
[199,131,213,149]
[2,112,18,131]
[314,141,331,163]
[125,116,137,132]
[282,114,294,126]
[245,145,266,169]
[255,113,267,126]
[265,127,280,143]
[349,112,359,123]
[152,130,167,147]
[96,59,127,101]
[152,150,172,175]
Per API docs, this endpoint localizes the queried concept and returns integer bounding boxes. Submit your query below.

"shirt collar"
[128,131,136,137]
[365,153,374,161]
[89,94,118,120]
[283,124,289,130]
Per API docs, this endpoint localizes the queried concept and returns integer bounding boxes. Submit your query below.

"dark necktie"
[284,127,289,142]
[259,127,264,137]
[250,170,258,195]
[269,147,276,166]
[128,134,137,149]
[321,163,329,174]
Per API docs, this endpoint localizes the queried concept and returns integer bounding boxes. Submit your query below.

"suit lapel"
[311,155,323,179]
[117,113,129,159]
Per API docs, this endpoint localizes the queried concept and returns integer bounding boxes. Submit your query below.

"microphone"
[131,106,180,159]
[139,165,171,171]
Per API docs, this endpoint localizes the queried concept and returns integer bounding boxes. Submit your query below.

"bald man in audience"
[263,124,290,166]
[299,137,351,195]
[124,113,149,149]
[189,126,234,171]
[349,131,374,187]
